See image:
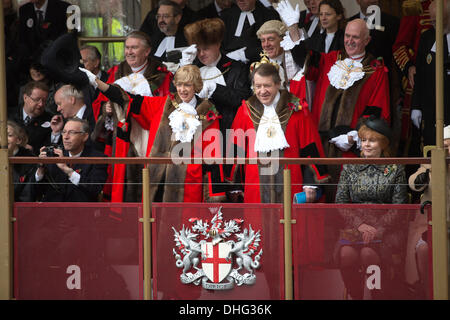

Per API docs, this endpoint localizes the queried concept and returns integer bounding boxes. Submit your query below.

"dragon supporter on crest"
[81,64,228,203]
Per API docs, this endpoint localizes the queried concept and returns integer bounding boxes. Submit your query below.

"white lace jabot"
[254,92,290,153]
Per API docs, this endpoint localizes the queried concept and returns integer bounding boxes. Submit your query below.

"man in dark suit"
[18,0,70,74]
[220,0,280,63]
[54,84,96,132]
[349,0,400,71]
[411,0,450,147]
[34,117,108,202]
[197,0,233,18]
[80,45,109,102]
[147,0,188,62]
[140,0,199,42]
[11,80,53,155]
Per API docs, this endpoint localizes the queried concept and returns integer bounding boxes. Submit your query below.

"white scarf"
[114,73,152,97]
[235,11,255,37]
[154,36,175,57]
[328,58,365,90]
[200,54,226,87]
[168,97,201,143]
[254,92,290,153]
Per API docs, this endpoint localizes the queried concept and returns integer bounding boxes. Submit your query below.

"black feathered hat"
[363,115,392,142]
[40,31,88,89]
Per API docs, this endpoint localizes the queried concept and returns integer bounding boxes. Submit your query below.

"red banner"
[292,204,432,300]
[14,203,143,300]
[151,203,284,300]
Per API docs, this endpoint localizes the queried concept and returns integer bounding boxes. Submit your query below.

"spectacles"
[62,130,86,136]
[156,14,174,20]
[27,95,47,104]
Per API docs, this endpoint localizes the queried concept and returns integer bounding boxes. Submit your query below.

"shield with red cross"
[201,242,232,283]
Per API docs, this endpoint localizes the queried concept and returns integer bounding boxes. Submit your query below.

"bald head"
[344,18,371,57]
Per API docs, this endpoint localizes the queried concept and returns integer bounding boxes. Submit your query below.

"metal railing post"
[141,167,152,300]
[431,0,449,300]
[0,0,13,300]
[283,169,293,300]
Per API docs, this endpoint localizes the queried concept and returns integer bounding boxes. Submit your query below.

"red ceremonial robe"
[229,90,329,203]
[114,92,226,203]
[229,90,330,265]
[92,59,173,203]
[307,50,391,130]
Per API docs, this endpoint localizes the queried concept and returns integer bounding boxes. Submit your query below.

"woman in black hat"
[334,116,408,300]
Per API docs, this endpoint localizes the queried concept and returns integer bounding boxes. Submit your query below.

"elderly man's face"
[80,49,100,73]
[62,120,88,154]
[236,0,256,12]
[260,33,283,59]
[356,0,379,15]
[54,89,76,119]
[125,37,151,68]
[23,87,48,118]
[344,20,370,57]
[253,72,280,106]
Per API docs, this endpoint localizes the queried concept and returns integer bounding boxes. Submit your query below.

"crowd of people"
[3,0,450,299]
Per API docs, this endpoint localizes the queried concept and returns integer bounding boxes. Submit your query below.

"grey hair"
[59,84,84,100]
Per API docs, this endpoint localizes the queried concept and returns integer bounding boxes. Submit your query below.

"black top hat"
[363,115,392,142]
[40,31,88,89]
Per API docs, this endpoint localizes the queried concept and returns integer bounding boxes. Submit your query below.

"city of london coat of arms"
[172,207,263,290]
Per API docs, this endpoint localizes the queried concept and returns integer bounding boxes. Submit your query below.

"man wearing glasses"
[34,117,108,202]
[11,80,52,155]
[149,0,189,61]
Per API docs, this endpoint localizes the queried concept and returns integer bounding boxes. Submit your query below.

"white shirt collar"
[185,96,197,108]
[69,150,83,158]
[23,109,32,120]
[130,61,148,74]
[214,0,222,14]
[350,51,366,62]
[359,12,368,21]
[34,0,48,17]
[75,105,87,119]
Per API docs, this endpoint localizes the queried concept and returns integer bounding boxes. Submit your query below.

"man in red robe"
[229,62,329,204]
[283,18,391,161]
[91,31,173,203]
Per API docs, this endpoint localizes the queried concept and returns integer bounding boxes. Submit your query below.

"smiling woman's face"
[176,82,195,103]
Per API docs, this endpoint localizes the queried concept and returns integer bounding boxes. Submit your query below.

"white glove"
[411,109,422,129]
[347,130,361,150]
[163,61,180,74]
[280,30,303,51]
[275,0,300,27]
[226,47,248,63]
[79,67,98,89]
[198,81,217,99]
[329,133,355,151]
[180,44,197,67]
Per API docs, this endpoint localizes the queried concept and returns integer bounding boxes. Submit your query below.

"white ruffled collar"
[328,57,365,90]
[168,96,201,143]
